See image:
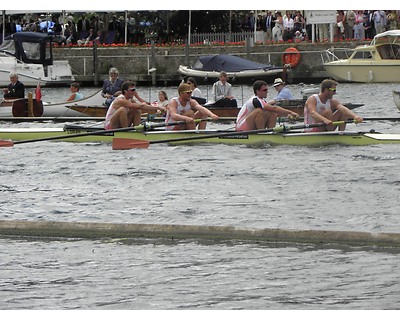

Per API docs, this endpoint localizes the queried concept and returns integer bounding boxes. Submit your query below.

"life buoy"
[282,47,301,68]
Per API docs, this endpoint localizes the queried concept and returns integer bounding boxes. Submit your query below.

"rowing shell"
[1,126,400,146]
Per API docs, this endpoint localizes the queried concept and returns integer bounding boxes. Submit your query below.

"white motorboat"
[0,32,75,87]
[0,89,104,117]
[322,30,400,83]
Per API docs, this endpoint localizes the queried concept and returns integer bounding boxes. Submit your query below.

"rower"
[235,80,299,131]
[304,79,363,132]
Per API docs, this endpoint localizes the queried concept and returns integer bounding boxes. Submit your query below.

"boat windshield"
[352,50,373,59]
[21,42,41,60]
[376,44,400,60]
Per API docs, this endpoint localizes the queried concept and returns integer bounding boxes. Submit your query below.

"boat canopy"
[371,29,400,45]
[192,54,275,72]
[0,32,53,66]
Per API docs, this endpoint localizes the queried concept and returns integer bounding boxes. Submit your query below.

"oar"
[279,116,400,122]
[112,120,355,150]
[0,120,197,147]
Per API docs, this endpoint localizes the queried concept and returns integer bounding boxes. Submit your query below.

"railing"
[320,47,355,64]
[190,31,263,45]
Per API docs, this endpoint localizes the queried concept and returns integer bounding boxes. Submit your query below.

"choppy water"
[1,82,400,309]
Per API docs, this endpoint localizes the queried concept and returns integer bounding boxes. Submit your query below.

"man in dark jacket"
[3,73,25,99]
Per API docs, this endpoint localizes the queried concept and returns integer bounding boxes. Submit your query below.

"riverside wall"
[52,41,364,87]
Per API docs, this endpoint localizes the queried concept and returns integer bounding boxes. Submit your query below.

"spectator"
[3,72,24,99]
[102,67,124,107]
[354,11,365,40]
[373,10,386,35]
[283,10,294,41]
[66,82,84,101]
[344,10,356,39]
[268,78,294,105]
[209,71,237,108]
[77,28,95,46]
[263,11,274,43]
[363,14,373,39]
[335,10,345,41]
[272,11,283,42]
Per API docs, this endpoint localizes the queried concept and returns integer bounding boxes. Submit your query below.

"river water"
[1,82,400,310]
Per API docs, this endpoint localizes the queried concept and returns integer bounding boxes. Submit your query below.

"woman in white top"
[186,77,202,98]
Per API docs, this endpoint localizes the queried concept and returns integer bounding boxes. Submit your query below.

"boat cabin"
[0,32,54,67]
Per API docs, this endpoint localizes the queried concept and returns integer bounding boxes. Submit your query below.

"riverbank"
[52,40,368,86]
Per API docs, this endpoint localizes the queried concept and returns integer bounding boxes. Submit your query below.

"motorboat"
[322,30,400,83]
[0,32,75,87]
[178,54,285,82]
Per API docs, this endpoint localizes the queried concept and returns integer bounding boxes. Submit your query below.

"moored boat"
[0,89,104,117]
[322,30,400,83]
[1,125,400,147]
[0,32,75,87]
[178,54,284,83]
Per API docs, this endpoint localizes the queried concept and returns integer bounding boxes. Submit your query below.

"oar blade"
[112,138,150,150]
[0,140,14,147]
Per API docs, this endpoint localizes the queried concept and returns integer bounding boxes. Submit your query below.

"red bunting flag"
[35,82,42,102]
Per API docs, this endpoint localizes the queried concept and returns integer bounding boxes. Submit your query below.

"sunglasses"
[182,90,193,94]
[328,88,336,92]
[127,88,136,91]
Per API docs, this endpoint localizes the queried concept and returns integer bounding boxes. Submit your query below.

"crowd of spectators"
[0,12,160,46]
[1,10,400,47]
[238,10,400,43]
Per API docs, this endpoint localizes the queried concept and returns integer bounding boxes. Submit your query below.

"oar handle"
[143,118,203,130]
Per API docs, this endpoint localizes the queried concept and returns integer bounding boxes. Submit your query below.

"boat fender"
[282,47,301,68]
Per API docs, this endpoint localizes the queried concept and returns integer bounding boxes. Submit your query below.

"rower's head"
[253,80,268,97]
[178,83,193,98]
[321,79,337,96]
[121,80,136,95]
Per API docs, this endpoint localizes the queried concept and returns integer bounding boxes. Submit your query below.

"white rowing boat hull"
[0,89,104,117]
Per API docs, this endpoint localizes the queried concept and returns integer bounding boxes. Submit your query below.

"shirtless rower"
[104,80,165,129]
[304,79,363,132]
[165,83,219,130]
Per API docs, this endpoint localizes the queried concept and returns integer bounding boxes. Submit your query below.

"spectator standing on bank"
[354,11,365,40]
[363,14,373,39]
[373,10,386,35]
[263,11,274,43]
[272,11,283,42]
[344,10,356,39]
[283,11,294,41]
